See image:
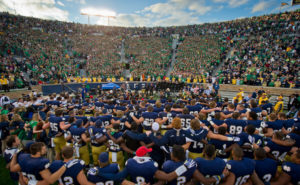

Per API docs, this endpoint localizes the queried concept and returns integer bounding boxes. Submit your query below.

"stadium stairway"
[212,44,234,77]
[166,38,179,77]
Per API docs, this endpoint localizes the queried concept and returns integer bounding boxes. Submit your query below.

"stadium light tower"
[80,8,116,25]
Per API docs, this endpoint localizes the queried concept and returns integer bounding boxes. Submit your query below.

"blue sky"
[0,0,299,27]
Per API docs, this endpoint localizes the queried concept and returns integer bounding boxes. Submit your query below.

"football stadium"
[0,0,300,184]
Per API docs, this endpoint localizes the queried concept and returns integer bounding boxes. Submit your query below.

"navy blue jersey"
[282,119,295,132]
[210,118,225,133]
[246,120,264,129]
[21,156,50,181]
[115,105,127,111]
[87,164,119,184]
[100,115,113,127]
[162,159,196,185]
[70,127,87,146]
[254,158,277,183]
[158,112,177,127]
[209,134,233,159]
[88,126,106,147]
[48,116,64,137]
[126,156,158,184]
[265,139,292,160]
[151,129,187,147]
[94,102,104,110]
[104,104,115,114]
[0,121,10,139]
[49,159,85,185]
[282,162,300,184]
[237,132,263,158]
[107,131,123,152]
[261,103,273,114]
[225,119,247,136]
[286,133,300,148]
[153,107,164,113]
[141,112,158,131]
[75,116,88,124]
[186,129,207,154]
[111,117,128,131]
[195,157,226,177]
[226,158,255,185]
[177,114,195,129]
[186,105,202,115]
[251,107,262,115]
[4,148,19,180]
[266,120,283,132]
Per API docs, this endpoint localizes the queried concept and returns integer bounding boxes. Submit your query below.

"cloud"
[64,0,86,4]
[252,1,271,13]
[57,1,65,7]
[212,0,249,8]
[0,0,69,21]
[97,0,211,27]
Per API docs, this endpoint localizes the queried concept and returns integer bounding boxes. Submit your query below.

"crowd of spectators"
[0,10,299,90]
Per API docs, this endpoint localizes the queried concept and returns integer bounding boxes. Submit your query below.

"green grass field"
[0,157,16,185]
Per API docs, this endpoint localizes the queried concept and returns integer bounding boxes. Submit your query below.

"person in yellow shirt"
[237,88,244,99]
[232,77,237,85]
[274,79,281,87]
[259,93,269,105]
[0,76,9,92]
[274,96,284,114]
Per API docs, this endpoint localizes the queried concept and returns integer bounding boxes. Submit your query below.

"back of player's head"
[204,144,215,159]
[214,112,221,120]
[68,116,76,123]
[218,126,227,135]
[165,104,171,112]
[6,135,17,148]
[268,113,277,121]
[296,149,300,159]
[232,112,240,119]
[55,108,63,117]
[172,117,182,129]
[30,142,45,155]
[112,123,120,130]
[190,119,200,130]
[147,105,153,112]
[249,111,258,120]
[209,101,216,108]
[155,101,162,108]
[273,131,284,140]
[131,122,138,131]
[228,104,235,110]
[246,124,256,135]
[250,99,257,108]
[116,110,124,118]
[190,99,196,106]
[232,145,244,159]
[183,108,189,114]
[62,146,73,159]
[254,147,266,160]
[172,145,185,162]
[198,113,206,120]
[278,112,286,119]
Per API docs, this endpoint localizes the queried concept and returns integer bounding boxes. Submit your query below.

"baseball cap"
[98,152,109,163]
[136,146,152,157]
[152,122,159,132]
